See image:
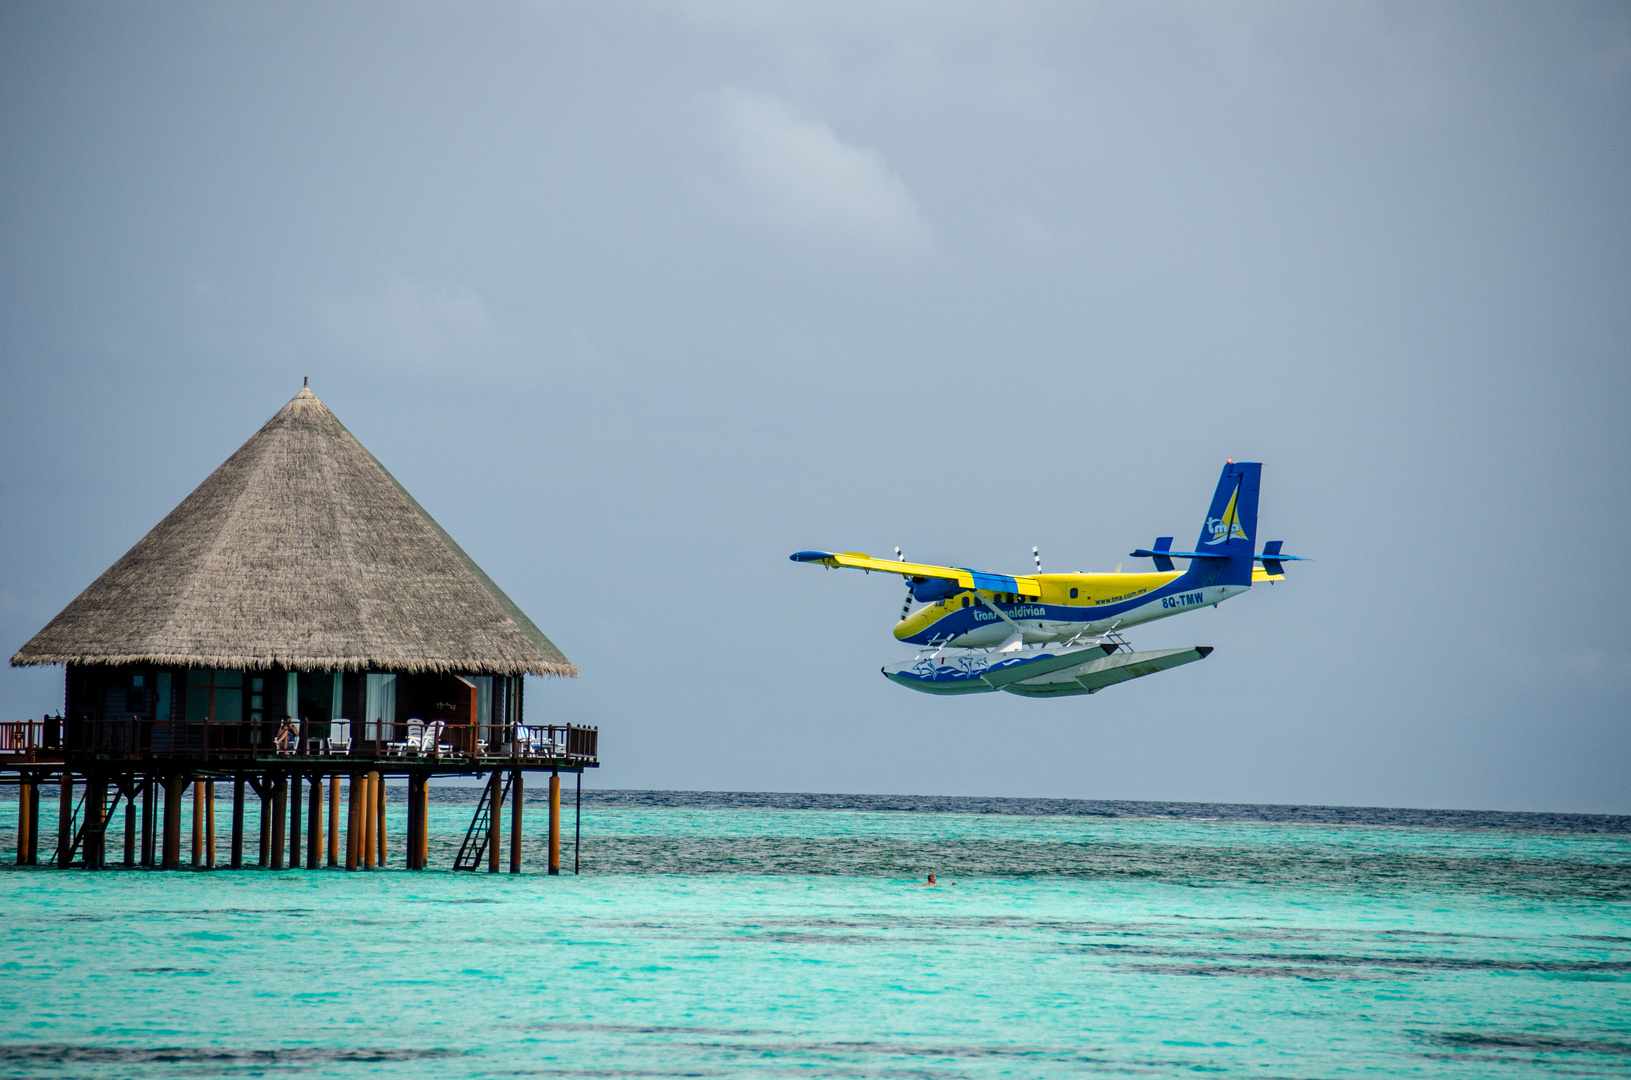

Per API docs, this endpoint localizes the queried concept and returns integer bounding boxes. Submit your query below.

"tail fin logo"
[1204,483,1251,546]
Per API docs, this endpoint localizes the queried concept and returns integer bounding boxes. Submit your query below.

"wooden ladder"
[55,785,124,867]
[452,773,511,871]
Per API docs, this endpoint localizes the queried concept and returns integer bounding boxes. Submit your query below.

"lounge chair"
[328,719,352,755]
[388,721,423,757]
[425,719,452,757]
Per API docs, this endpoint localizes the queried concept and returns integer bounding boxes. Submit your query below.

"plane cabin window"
[1070,587,1079,599]
[961,597,970,608]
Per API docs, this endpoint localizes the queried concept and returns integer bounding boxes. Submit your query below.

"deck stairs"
[53,786,125,866]
[452,773,511,871]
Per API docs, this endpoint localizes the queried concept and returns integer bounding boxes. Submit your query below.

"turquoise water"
[1,790,1628,1078]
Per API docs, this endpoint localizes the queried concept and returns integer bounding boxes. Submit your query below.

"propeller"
[896,547,912,620]
[1033,546,1042,574]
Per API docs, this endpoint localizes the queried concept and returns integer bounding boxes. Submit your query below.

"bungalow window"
[185,669,244,725]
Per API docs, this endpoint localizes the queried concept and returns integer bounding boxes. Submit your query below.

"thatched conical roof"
[11,385,577,677]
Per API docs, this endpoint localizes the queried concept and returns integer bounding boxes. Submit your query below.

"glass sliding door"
[365,674,397,747]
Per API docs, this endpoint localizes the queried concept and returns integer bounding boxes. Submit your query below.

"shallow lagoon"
[2,791,1628,1078]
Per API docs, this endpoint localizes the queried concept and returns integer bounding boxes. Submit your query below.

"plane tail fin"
[1196,461,1260,585]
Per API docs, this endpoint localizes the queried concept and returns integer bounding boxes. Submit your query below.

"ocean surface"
[1,788,1628,1078]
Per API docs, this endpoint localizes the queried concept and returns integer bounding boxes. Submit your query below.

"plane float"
[791,461,1303,697]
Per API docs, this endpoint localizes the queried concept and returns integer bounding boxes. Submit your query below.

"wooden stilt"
[328,773,340,867]
[190,780,203,868]
[362,773,377,870]
[488,770,503,874]
[346,774,361,871]
[163,773,183,870]
[575,770,581,875]
[142,777,156,868]
[270,777,286,870]
[548,771,561,876]
[125,784,137,866]
[27,779,40,865]
[206,781,216,868]
[86,774,107,870]
[16,779,31,866]
[417,776,429,870]
[376,773,387,866]
[257,779,270,867]
[509,770,523,874]
[288,774,302,868]
[231,779,245,869]
[405,776,419,870]
[307,775,322,869]
[58,771,73,867]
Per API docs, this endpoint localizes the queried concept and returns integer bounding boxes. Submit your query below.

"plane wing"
[789,550,1042,598]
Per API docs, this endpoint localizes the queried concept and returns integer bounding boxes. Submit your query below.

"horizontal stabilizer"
[1130,548,1228,560]
[1256,540,1307,577]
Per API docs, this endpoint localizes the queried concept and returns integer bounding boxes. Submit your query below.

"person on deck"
[274,716,296,754]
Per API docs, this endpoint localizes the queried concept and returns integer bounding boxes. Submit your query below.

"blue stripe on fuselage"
[902,561,1223,644]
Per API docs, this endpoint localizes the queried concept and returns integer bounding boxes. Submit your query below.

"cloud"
[714,88,927,251]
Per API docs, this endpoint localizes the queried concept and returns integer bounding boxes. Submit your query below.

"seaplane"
[791,461,1303,697]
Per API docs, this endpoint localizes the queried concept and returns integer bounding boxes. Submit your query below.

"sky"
[1,1,1627,812]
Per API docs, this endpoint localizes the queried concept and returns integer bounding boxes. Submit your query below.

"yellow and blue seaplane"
[792,461,1303,697]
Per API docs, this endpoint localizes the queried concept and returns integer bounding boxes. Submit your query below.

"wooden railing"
[0,718,60,759]
[49,719,598,765]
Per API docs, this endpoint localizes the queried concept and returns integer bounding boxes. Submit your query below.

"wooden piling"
[346,774,361,871]
[58,771,73,867]
[16,779,32,866]
[163,773,183,870]
[488,770,503,874]
[231,779,245,869]
[375,772,387,866]
[206,781,216,868]
[404,776,418,870]
[191,780,203,868]
[362,772,377,870]
[142,777,156,868]
[288,774,302,868]
[307,775,322,869]
[257,779,270,867]
[548,772,561,875]
[416,776,429,870]
[509,770,523,874]
[86,774,107,870]
[125,786,137,867]
[27,779,40,865]
[270,777,286,870]
[328,774,340,867]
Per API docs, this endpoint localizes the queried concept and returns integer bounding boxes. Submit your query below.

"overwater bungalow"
[4,382,594,874]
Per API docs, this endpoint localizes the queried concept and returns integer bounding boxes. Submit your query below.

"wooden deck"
[1,717,596,875]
